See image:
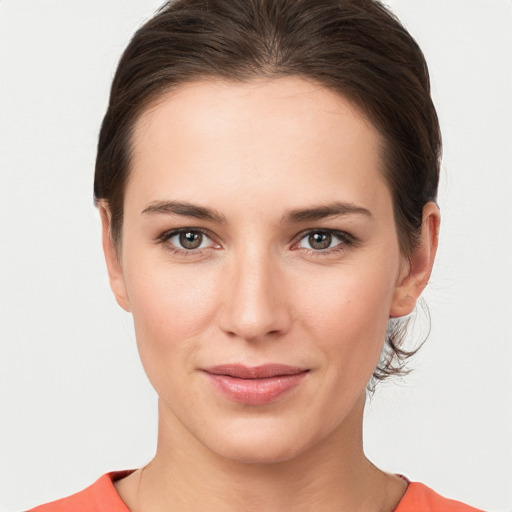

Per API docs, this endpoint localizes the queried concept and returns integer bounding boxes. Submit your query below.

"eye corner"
[157,227,222,257]
[292,228,359,255]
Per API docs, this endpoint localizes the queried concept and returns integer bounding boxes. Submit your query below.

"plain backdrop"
[1,1,511,511]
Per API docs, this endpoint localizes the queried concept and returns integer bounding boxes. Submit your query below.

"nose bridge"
[220,242,289,341]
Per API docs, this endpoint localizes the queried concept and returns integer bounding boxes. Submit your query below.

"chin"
[201,419,317,465]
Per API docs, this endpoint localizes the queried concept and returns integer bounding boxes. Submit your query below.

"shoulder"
[28,471,132,512]
[395,481,484,512]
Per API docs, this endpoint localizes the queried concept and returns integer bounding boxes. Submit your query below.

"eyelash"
[292,229,357,256]
[157,228,357,257]
[158,228,219,257]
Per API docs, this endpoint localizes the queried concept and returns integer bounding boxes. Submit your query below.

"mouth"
[202,364,310,405]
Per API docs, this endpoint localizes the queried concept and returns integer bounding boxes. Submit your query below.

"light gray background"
[1,1,511,511]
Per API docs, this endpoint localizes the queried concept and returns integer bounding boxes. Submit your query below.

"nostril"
[217,265,292,342]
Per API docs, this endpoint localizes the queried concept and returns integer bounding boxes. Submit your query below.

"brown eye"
[296,230,352,252]
[308,232,332,250]
[179,231,203,249]
[164,229,216,252]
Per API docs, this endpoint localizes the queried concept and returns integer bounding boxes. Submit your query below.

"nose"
[218,248,292,343]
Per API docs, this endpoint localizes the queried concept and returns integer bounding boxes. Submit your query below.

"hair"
[94,0,441,386]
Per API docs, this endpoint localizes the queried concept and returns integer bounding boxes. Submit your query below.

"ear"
[390,201,440,318]
[98,202,131,312]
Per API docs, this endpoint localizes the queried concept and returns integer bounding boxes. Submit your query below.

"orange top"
[29,471,484,511]
[394,480,484,512]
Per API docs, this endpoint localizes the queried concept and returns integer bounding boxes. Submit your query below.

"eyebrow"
[282,201,372,223]
[141,199,371,224]
[141,200,226,223]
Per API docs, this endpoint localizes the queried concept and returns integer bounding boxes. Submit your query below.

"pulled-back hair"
[94,0,441,386]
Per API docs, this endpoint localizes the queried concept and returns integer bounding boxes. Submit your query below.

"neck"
[117,394,406,512]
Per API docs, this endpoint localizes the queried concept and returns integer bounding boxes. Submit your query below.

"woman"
[28,0,481,510]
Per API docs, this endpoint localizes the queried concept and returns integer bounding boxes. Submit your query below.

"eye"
[161,228,218,252]
[296,230,352,251]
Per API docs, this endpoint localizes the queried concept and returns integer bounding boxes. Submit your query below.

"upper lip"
[203,364,309,379]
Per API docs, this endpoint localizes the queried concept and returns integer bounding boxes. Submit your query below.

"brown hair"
[94,0,441,386]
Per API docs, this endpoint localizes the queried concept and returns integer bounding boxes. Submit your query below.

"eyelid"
[291,228,357,252]
[156,227,356,256]
[158,227,221,252]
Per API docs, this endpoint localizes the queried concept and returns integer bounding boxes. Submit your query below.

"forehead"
[127,77,390,216]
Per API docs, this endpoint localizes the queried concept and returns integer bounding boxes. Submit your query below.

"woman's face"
[106,77,414,463]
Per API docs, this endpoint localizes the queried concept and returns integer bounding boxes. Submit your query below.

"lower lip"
[204,372,308,405]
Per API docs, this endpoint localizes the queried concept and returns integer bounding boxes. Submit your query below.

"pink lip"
[202,364,309,405]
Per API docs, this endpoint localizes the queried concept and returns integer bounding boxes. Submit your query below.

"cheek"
[298,261,396,367]
[123,258,220,364]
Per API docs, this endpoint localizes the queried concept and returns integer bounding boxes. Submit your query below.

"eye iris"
[309,232,332,250]
[179,231,202,249]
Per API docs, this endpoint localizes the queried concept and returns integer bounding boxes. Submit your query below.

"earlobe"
[98,202,131,312]
[390,202,440,318]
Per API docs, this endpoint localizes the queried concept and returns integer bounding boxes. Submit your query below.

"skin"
[100,77,440,511]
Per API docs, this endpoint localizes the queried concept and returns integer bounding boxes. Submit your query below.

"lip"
[202,364,309,405]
